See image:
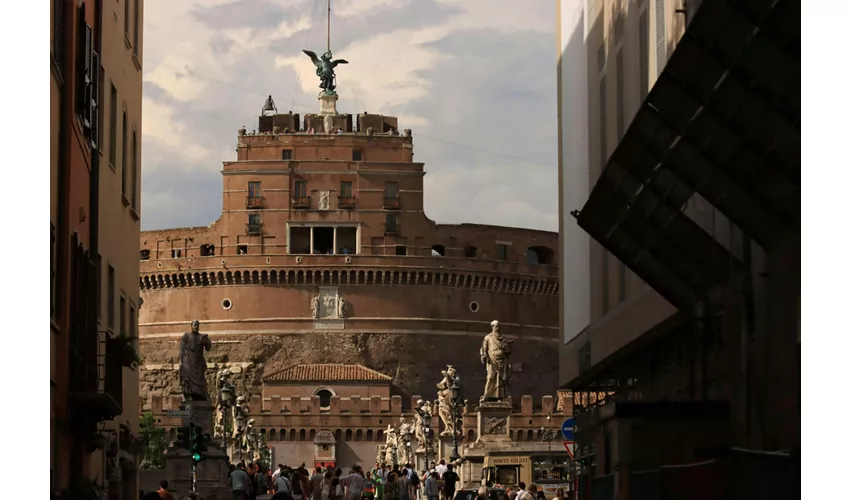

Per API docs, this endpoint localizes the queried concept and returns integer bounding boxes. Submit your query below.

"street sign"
[166,409,190,418]
[561,418,575,440]
[563,441,575,460]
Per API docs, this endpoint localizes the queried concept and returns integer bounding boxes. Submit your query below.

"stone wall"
[138,332,559,405]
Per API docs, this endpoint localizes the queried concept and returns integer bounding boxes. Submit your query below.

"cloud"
[140,0,557,232]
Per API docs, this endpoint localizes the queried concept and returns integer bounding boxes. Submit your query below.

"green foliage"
[114,333,144,368]
[139,412,168,469]
[259,432,271,465]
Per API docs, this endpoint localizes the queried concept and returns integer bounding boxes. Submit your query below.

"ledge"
[130,206,140,222]
[140,254,558,279]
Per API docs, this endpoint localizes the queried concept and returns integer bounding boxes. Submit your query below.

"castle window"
[431,245,445,257]
[395,245,407,256]
[352,149,363,161]
[140,249,150,260]
[200,244,215,257]
[495,244,509,261]
[282,149,293,160]
[237,245,248,255]
[294,180,308,197]
[526,246,555,265]
[385,214,399,235]
[465,246,478,258]
[316,389,333,410]
[171,249,182,258]
[340,181,353,199]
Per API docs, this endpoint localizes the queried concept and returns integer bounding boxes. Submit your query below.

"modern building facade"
[557,0,799,498]
[51,0,144,497]
[137,96,561,411]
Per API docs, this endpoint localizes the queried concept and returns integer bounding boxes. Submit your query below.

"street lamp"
[540,414,557,452]
[220,384,233,458]
[422,407,432,470]
[449,378,462,462]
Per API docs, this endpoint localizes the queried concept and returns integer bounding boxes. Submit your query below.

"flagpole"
[327,0,331,52]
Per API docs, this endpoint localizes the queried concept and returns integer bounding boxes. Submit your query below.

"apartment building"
[51,0,144,497]
[557,0,799,498]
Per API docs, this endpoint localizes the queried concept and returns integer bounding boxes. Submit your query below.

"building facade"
[51,0,144,497]
[557,1,799,498]
[137,97,561,405]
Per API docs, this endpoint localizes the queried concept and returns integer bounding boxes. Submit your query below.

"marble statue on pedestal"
[413,399,433,452]
[311,296,320,319]
[397,419,414,466]
[377,444,387,466]
[480,320,513,401]
[179,320,212,401]
[385,424,399,466]
[437,365,459,436]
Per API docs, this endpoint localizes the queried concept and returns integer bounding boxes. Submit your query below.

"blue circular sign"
[561,418,575,441]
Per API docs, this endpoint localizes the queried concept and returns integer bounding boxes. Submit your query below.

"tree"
[139,411,168,469]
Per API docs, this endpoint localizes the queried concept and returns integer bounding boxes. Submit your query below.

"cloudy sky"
[141,0,558,232]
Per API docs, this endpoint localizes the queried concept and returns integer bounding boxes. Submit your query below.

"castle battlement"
[143,393,570,432]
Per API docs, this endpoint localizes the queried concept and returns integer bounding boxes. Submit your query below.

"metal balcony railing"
[246,196,264,209]
[246,223,264,235]
[292,195,311,209]
[383,196,400,210]
[338,196,357,209]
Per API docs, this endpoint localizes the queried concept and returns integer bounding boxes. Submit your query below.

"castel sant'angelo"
[137,55,562,458]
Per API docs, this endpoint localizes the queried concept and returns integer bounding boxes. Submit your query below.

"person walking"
[231,463,251,500]
[423,472,439,500]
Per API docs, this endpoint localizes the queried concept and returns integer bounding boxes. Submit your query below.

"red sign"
[563,441,575,460]
[316,461,336,469]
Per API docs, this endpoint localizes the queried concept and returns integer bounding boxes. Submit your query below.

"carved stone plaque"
[318,190,331,211]
[483,416,508,435]
[312,286,347,330]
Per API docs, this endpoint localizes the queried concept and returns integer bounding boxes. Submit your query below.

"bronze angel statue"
[302,49,349,95]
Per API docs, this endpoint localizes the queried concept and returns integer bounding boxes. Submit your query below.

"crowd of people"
[142,459,571,500]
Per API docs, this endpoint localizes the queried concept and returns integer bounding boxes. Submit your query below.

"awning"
[577,0,799,312]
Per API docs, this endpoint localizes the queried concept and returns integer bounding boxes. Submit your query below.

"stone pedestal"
[164,400,230,500]
[319,92,339,115]
[476,400,512,444]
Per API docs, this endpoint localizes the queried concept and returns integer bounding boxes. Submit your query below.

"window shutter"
[89,50,100,150]
[655,0,667,77]
[78,20,93,128]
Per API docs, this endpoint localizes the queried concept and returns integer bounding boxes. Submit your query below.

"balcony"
[292,195,312,209]
[246,223,264,235]
[383,196,400,210]
[68,334,124,421]
[246,196,264,209]
[338,196,357,209]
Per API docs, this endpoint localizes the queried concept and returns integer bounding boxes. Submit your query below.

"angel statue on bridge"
[302,49,349,95]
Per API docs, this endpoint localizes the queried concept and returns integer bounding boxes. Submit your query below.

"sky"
[141,0,558,232]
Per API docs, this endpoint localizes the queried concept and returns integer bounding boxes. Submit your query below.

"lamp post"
[422,407,432,471]
[449,378,462,463]
[220,384,233,459]
[540,414,557,453]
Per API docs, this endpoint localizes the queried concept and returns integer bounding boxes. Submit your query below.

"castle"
[137,89,561,440]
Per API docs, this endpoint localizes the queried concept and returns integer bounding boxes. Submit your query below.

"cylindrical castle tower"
[137,94,560,406]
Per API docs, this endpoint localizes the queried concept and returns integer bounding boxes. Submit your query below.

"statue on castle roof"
[480,320,513,401]
[179,320,212,401]
[302,49,349,95]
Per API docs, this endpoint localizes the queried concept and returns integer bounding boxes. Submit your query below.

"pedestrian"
[441,465,459,500]
[231,463,251,500]
[398,468,411,500]
[423,472,439,500]
[157,480,175,500]
[434,461,447,479]
[311,468,326,500]
[407,467,420,500]
[340,465,366,500]
[274,468,293,495]
[552,489,564,500]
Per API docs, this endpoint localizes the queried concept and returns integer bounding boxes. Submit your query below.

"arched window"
[131,131,138,208]
[315,388,334,410]
[121,111,128,197]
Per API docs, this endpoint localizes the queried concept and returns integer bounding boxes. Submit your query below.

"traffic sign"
[561,418,575,440]
[563,441,575,460]
[166,409,190,418]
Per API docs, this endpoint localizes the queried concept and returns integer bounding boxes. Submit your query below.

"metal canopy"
[577,0,798,312]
